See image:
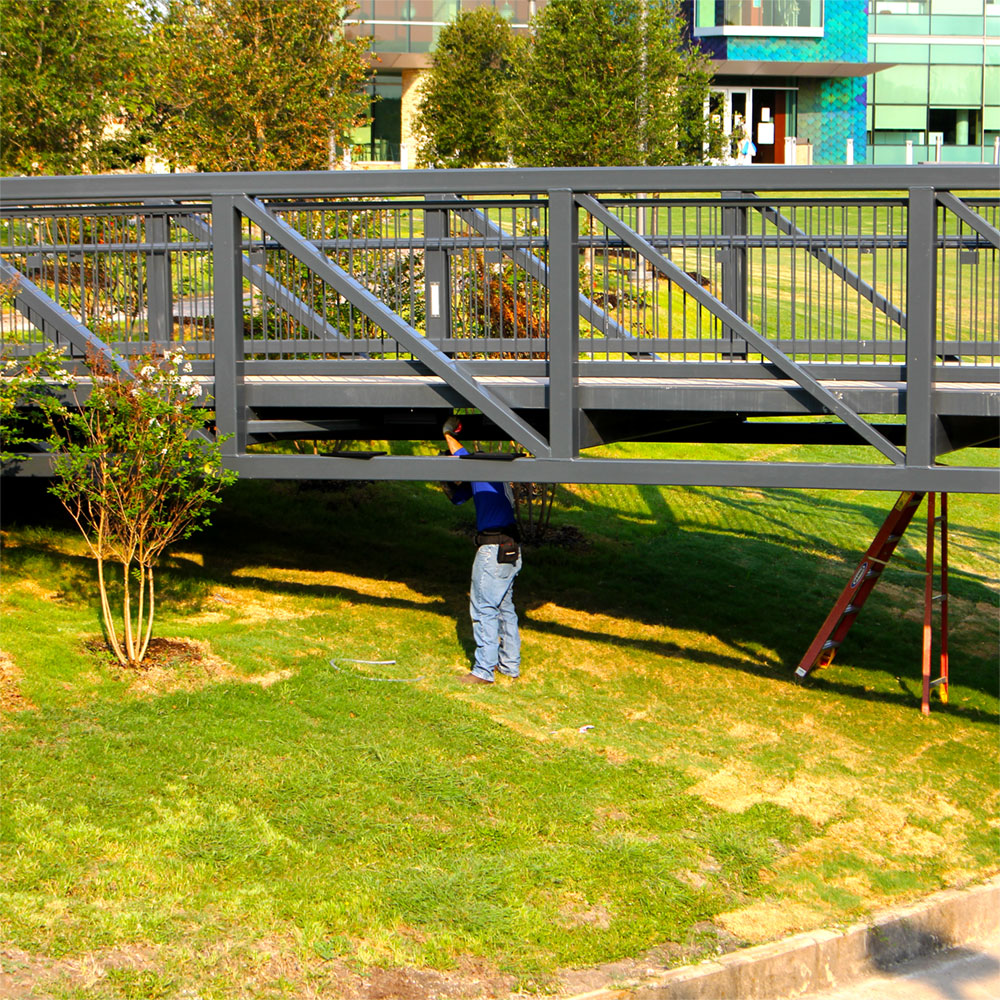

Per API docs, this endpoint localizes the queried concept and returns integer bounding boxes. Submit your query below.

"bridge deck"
[240,374,1000,418]
[3,165,998,490]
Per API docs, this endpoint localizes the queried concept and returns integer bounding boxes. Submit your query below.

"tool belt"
[476,524,521,564]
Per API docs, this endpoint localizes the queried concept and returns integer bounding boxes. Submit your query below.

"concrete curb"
[567,877,1000,1000]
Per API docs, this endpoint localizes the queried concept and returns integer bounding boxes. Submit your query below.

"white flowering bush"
[2,346,237,667]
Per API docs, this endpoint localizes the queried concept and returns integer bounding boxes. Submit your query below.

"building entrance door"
[710,87,753,163]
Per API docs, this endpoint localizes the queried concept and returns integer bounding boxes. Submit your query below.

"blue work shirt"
[450,447,516,531]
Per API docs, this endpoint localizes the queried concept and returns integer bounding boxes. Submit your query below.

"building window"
[928,107,983,146]
[694,0,824,36]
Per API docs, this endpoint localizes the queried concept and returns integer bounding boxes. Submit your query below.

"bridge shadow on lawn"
[2,476,997,723]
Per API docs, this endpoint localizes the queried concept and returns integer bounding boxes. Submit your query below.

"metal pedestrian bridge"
[1,165,997,492]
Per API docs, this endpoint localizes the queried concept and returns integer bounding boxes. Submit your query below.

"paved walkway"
[798,934,1000,1000]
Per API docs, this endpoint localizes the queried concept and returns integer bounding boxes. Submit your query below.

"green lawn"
[2,440,998,999]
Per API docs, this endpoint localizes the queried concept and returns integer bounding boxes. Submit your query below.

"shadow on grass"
[3,476,997,724]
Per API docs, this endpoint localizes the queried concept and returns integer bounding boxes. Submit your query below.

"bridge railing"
[1,166,998,489]
[1,165,997,378]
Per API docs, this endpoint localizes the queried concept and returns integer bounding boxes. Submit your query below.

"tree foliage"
[1,346,236,667]
[0,0,150,174]
[149,0,372,172]
[413,9,523,168]
[509,0,719,166]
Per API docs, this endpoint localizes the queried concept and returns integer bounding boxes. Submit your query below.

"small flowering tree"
[1,345,237,667]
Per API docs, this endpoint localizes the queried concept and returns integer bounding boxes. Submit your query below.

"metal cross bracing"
[1,165,998,492]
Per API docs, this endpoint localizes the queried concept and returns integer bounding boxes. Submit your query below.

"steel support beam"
[3,165,995,204]
[720,191,749,357]
[237,195,552,457]
[212,196,246,457]
[906,187,937,468]
[144,206,172,342]
[748,195,907,328]
[575,193,907,465]
[218,452,997,493]
[548,189,580,460]
[936,191,1000,249]
[172,208,354,351]
[0,258,132,375]
[442,194,637,341]
[423,196,451,345]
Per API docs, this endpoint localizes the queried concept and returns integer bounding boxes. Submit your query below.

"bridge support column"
[906,187,937,468]
[424,196,451,346]
[720,191,749,359]
[548,189,579,460]
[212,196,246,457]
[145,207,172,343]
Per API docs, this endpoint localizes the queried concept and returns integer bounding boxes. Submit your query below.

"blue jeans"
[469,544,522,682]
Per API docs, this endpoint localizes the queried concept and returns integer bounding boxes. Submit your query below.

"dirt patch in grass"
[0,650,35,719]
[7,938,522,1000]
[5,577,63,602]
[0,943,161,1000]
[81,636,295,698]
[181,586,318,626]
[716,899,829,944]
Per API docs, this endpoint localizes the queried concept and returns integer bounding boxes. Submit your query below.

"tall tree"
[0,0,149,174]
[412,8,523,168]
[508,0,720,166]
[150,0,371,172]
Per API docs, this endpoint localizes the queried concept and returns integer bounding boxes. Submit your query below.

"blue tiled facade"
[687,0,872,164]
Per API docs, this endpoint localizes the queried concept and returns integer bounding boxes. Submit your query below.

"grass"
[1,439,998,999]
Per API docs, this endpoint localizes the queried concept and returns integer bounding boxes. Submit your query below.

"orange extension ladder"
[796,491,950,714]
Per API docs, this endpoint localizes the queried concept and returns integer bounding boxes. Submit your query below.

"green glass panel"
[987,44,1000,64]
[931,44,984,64]
[932,0,983,13]
[930,65,982,104]
[931,14,987,32]
[875,64,929,103]
[874,104,928,128]
[872,14,930,33]
[984,106,1000,128]
[985,65,1000,94]
[875,43,930,63]
[871,146,914,165]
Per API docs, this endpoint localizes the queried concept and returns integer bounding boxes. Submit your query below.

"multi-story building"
[866,0,1000,164]
[345,1,537,166]
[346,1,885,167]
[691,0,877,164]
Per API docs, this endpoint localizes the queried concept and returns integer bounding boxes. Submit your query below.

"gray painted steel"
[1,166,997,492]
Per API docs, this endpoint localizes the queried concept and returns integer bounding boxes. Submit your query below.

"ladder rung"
[933,593,946,602]
[822,639,841,650]
[930,677,948,687]
[844,604,859,614]
[869,556,889,565]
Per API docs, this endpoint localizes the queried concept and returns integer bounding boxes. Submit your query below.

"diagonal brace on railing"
[237,196,552,457]
[576,194,906,465]
[171,207,356,351]
[441,194,639,342]
[936,192,1000,250]
[0,257,133,376]
[746,195,907,328]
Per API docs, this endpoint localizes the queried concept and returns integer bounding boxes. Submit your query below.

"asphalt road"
[798,934,1000,1000]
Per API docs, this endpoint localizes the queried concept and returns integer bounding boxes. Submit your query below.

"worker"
[442,415,522,685]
